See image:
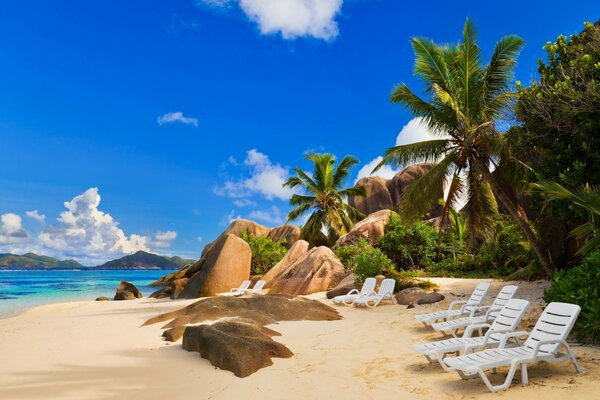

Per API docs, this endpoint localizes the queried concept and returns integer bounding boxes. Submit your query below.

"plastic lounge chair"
[245,280,266,294]
[218,280,251,296]
[332,277,377,306]
[413,299,530,370]
[431,285,519,337]
[352,278,397,308]
[415,282,491,326]
[443,302,585,392]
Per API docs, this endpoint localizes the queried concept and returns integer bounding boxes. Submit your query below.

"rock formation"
[262,240,309,287]
[349,163,443,218]
[267,224,301,249]
[182,319,293,378]
[113,280,143,300]
[394,287,444,305]
[325,274,356,299]
[267,247,346,296]
[335,209,392,247]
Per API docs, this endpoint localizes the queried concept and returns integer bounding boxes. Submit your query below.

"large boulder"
[267,247,347,296]
[335,209,392,247]
[200,219,270,259]
[182,320,293,378]
[349,163,443,219]
[267,224,301,249]
[114,280,143,300]
[179,234,251,298]
[395,287,444,305]
[349,176,394,215]
[262,240,309,287]
[325,274,356,299]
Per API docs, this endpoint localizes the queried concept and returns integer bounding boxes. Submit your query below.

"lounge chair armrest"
[481,328,512,345]
[466,304,491,317]
[499,331,530,348]
[484,307,502,319]
[463,323,491,338]
[229,288,240,293]
[345,289,359,296]
[449,300,467,310]
[531,339,564,358]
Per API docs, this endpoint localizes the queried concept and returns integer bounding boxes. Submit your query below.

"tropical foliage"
[335,237,372,272]
[284,153,366,245]
[353,247,395,286]
[240,233,287,275]
[374,18,553,273]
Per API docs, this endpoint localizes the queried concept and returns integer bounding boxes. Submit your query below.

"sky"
[0,0,598,265]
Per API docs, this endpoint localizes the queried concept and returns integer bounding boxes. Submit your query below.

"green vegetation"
[374,18,553,274]
[240,233,287,275]
[544,252,600,343]
[335,238,371,273]
[284,153,366,246]
[0,253,84,269]
[97,250,194,269]
[353,247,394,285]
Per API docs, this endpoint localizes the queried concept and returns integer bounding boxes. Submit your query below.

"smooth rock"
[335,209,392,247]
[395,287,444,305]
[267,224,301,249]
[325,274,356,299]
[262,240,309,287]
[114,280,143,301]
[95,296,110,301]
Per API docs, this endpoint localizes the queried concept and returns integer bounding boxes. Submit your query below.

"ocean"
[0,269,173,317]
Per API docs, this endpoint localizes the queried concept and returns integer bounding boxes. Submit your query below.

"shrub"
[377,215,439,270]
[334,238,372,272]
[240,233,287,275]
[544,252,600,343]
[354,247,395,286]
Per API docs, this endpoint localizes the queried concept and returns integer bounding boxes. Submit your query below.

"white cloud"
[34,188,176,264]
[25,210,46,223]
[197,236,204,243]
[248,206,285,226]
[157,111,199,127]
[395,117,447,146]
[233,199,257,207]
[355,156,399,184]
[215,149,295,200]
[198,0,343,40]
[0,213,30,244]
[220,210,241,226]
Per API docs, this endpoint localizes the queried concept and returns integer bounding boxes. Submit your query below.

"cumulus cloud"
[215,149,295,200]
[36,188,176,264]
[354,156,399,184]
[0,213,31,245]
[248,206,285,226]
[25,210,46,223]
[157,111,199,127]
[198,0,343,40]
[233,199,257,207]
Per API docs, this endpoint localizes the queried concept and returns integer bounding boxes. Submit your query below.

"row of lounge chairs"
[332,279,585,392]
[413,282,585,392]
[218,280,266,296]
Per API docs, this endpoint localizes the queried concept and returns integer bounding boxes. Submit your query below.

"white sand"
[1,278,599,400]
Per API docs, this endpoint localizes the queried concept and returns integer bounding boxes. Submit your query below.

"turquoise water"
[0,269,174,317]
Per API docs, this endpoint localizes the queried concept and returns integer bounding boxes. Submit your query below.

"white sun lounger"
[218,280,251,296]
[414,298,530,370]
[444,302,585,392]
[245,280,266,294]
[352,278,397,308]
[332,277,377,306]
[431,285,519,337]
[415,282,491,326]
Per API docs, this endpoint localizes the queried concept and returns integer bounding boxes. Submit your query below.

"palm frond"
[333,155,359,187]
[411,37,450,91]
[373,139,450,172]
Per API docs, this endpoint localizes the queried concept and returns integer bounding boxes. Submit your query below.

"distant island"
[0,251,195,270]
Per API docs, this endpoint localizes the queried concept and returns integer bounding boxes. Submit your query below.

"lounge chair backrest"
[239,280,251,290]
[378,278,395,295]
[524,302,581,354]
[360,278,377,295]
[488,285,518,319]
[488,299,529,339]
[466,282,491,306]
[252,280,265,290]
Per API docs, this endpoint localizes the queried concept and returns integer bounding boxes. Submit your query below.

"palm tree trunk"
[480,168,554,276]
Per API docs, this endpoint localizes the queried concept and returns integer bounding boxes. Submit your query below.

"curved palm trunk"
[481,167,554,275]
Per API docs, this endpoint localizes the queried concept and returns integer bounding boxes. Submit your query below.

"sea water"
[0,269,174,317]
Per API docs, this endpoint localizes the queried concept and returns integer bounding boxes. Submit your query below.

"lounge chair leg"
[521,364,528,385]
[456,369,478,380]
[479,363,518,393]
[438,357,453,372]
[562,341,587,373]
[491,368,497,374]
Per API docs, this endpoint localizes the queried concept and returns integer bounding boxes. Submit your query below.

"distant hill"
[0,253,85,269]
[96,251,195,270]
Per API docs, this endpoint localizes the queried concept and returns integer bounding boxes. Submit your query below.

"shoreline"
[1,278,599,399]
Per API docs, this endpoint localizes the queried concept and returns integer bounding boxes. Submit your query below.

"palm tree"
[532,182,600,256]
[284,153,366,245]
[374,19,553,273]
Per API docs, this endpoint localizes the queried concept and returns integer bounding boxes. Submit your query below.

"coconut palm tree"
[284,153,366,245]
[532,181,600,256]
[374,19,553,273]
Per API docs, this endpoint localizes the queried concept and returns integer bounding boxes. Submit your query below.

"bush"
[354,247,395,286]
[240,233,287,275]
[377,215,439,270]
[544,252,600,343]
[335,238,372,272]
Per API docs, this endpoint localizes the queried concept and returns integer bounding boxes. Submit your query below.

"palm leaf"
[373,139,451,172]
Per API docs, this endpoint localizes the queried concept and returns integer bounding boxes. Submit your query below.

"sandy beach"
[1,278,599,400]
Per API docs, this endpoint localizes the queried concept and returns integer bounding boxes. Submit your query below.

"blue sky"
[0,0,598,264]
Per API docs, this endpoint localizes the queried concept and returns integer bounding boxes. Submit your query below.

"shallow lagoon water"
[0,269,173,317]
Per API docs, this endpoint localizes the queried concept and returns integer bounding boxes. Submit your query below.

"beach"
[1,278,599,400]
